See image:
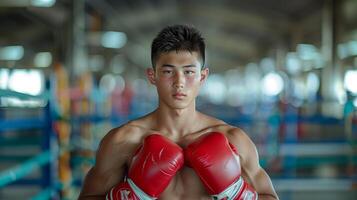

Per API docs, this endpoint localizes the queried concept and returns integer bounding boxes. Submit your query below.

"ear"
[146,68,156,85]
[200,67,209,84]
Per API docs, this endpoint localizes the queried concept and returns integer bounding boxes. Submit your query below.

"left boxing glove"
[107,134,184,200]
[185,132,257,200]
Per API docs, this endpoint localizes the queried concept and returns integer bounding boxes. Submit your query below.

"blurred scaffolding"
[0,0,357,199]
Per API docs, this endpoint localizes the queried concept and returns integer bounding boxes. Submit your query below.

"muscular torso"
[79,112,249,200]
[117,115,238,200]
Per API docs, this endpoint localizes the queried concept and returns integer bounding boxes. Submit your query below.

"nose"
[174,72,185,89]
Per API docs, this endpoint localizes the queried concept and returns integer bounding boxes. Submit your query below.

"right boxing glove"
[185,132,257,200]
[107,134,184,200]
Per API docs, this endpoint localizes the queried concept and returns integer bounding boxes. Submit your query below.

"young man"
[79,25,278,200]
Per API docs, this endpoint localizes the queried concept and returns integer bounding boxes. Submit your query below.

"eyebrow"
[160,64,196,68]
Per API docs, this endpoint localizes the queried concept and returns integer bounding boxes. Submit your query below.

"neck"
[153,103,199,137]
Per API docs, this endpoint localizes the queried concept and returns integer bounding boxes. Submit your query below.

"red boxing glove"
[185,132,257,200]
[107,134,184,200]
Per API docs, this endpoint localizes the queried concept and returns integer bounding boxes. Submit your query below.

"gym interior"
[0,0,356,199]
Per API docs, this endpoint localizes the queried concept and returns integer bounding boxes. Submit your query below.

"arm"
[78,128,135,200]
[106,134,184,200]
[228,129,279,200]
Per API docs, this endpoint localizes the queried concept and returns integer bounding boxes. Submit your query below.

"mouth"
[173,92,187,99]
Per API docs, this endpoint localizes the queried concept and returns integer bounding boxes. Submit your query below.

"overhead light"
[338,40,357,59]
[261,72,284,96]
[101,31,127,49]
[0,68,10,89]
[347,41,357,57]
[334,79,346,105]
[306,72,320,95]
[8,69,44,96]
[99,74,116,94]
[260,57,275,73]
[34,52,52,68]
[0,45,24,61]
[292,78,306,101]
[286,52,301,75]
[338,43,348,59]
[297,44,318,60]
[115,75,126,94]
[344,70,357,94]
[31,0,56,7]
[0,0,54,7]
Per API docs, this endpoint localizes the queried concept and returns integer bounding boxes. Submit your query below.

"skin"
[78,51,279,200]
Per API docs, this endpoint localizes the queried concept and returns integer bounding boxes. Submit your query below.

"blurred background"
[0,0,357,199]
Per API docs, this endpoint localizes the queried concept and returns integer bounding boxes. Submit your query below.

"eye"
[184,70,195,75]
[162,70,173,74]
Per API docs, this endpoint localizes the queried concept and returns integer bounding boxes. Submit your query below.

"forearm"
[249,168,278,200]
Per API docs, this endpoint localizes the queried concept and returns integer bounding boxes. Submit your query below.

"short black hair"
[151,24,205,69]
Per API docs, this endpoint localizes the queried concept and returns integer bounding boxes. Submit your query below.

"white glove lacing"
[211,177,258,200]
[106,178,155,200]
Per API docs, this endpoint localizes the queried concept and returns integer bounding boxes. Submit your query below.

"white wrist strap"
[106,179,156,200]
[127,178,156,200]
[211,177,257,200]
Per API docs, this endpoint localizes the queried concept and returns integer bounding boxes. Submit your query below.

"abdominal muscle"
[159,166,211,200]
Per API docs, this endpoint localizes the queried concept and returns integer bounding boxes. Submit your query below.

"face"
[147,51,209,109]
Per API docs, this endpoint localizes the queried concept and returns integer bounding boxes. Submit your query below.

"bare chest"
[159,166,210,200]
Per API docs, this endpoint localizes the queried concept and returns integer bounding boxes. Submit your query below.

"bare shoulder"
[95,120,153,169]
[101,121,147,146]
[79,122,148,198]
[222,126,259,163]
[225,126,250,142]
[224,126,255,148]
[98,111,159,156]
[197,112,227,129]
[196,112,251,141]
